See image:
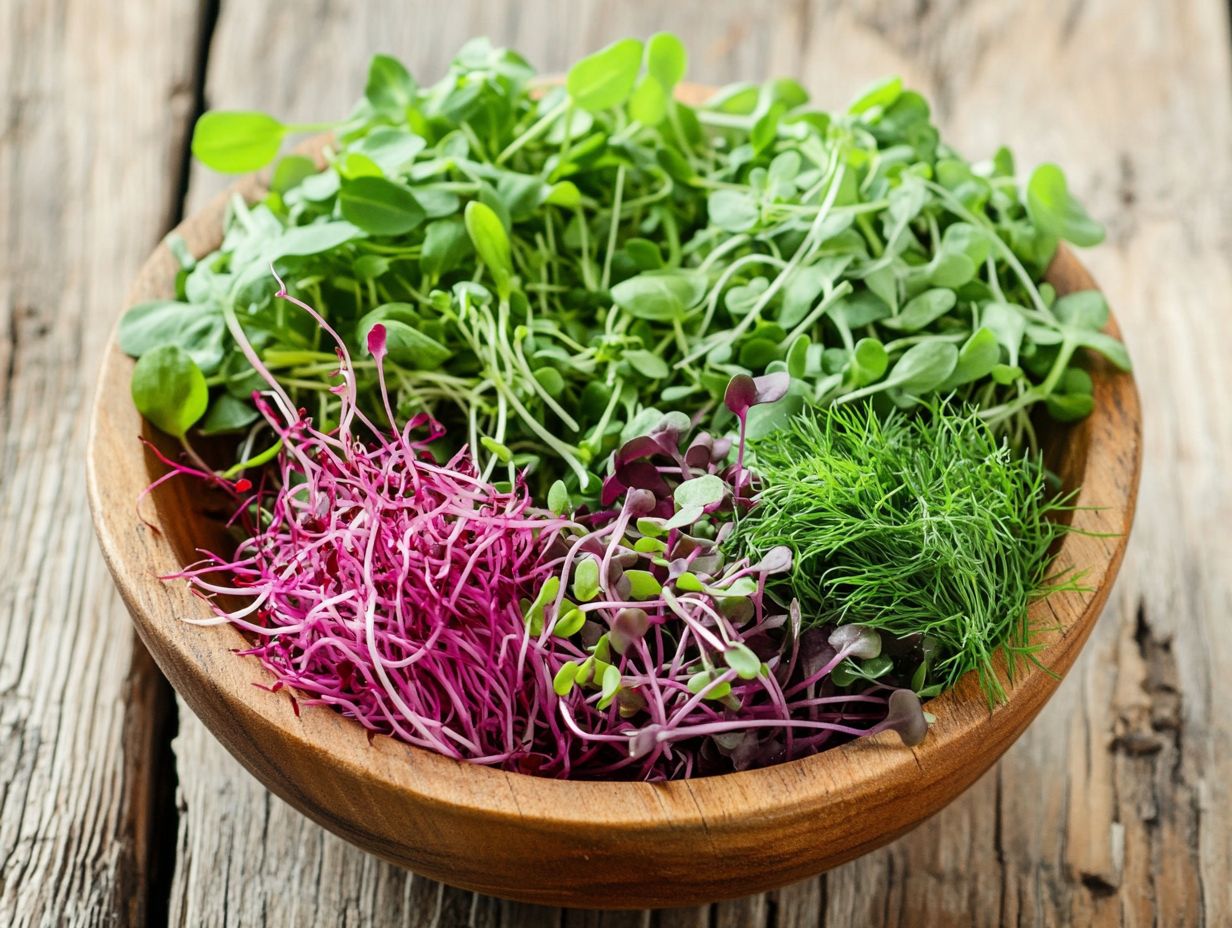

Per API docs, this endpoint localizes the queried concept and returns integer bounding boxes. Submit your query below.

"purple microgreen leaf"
[617,687,647,719]
[615,434,662,466]
[799,628,836,678]
[881,689,929,746]
[610,607,650,654]
[616,459,672,497]
[600,473,627,507]
[625,488,658,516]
[684,432,715,469]
[689,553,723,577]
[723,374,758,418]
[366,322,388,362]
[755,545,793,574]
[828,623,882,660]
[751,371,791,405]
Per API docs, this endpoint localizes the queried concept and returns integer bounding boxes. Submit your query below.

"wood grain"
[87,2,1140,916]
[0,1,201,925]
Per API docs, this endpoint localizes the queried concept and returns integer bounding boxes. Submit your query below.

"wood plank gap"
[147,3,221,927]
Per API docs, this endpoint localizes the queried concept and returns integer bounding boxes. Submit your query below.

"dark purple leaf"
[616,460,672,498]
[610,607,650,654]
[601,473,627,507]
[615,434,662,466]
[880,689,929,746]
[723,374,758,418]
[684,432,715,469]
[723,371,791,418]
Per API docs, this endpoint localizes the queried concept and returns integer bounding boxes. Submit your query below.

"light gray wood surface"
[2,0,1227,924]
[0,1,200,925]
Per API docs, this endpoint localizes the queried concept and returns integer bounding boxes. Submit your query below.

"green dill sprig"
[732,401,1077,704]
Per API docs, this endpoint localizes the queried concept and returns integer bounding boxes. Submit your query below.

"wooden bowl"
[86,102,1141,908]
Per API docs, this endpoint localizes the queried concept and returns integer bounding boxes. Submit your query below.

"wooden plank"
[0,1,203,925]
[165,0,1231,925]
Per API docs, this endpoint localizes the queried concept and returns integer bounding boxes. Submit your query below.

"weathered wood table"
[2,1,1225,924]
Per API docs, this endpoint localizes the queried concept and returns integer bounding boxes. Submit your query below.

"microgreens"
[122,36,1125,504]
[165,285,927,779]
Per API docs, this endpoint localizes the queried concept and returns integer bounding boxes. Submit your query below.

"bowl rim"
[85,109,1142,844]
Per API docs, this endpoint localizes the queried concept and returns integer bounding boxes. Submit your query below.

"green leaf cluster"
[731,401,1079,704]
[125,37,1123,499]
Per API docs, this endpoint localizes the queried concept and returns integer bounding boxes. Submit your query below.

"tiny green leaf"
[567,38,644,112]
[887,341,959,394]
[480,436,513,463]
[364,54,417,117]
[573,556,601,602]
[624,349,670,379]
[848,76,903,114]
[339,176,425,235]
[884,288,957,332]
[553,661,579,696]
[708,189,759,232]
[192,111,286,173]
[547,479,571,516]
[645,32,687,88]
[628,76,669,126]
[597,664,622,709]
[687,670,732,700]
[1026,163,1105,247]
[464,200,514,299]
[724,643,762,680]
[200,394,259,435]
[624,569,663,600]
[130,345,208,438]
[554,607,587,638]
[610,270,707,321]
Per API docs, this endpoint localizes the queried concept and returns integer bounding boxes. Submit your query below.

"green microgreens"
[122,35,1125,503]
